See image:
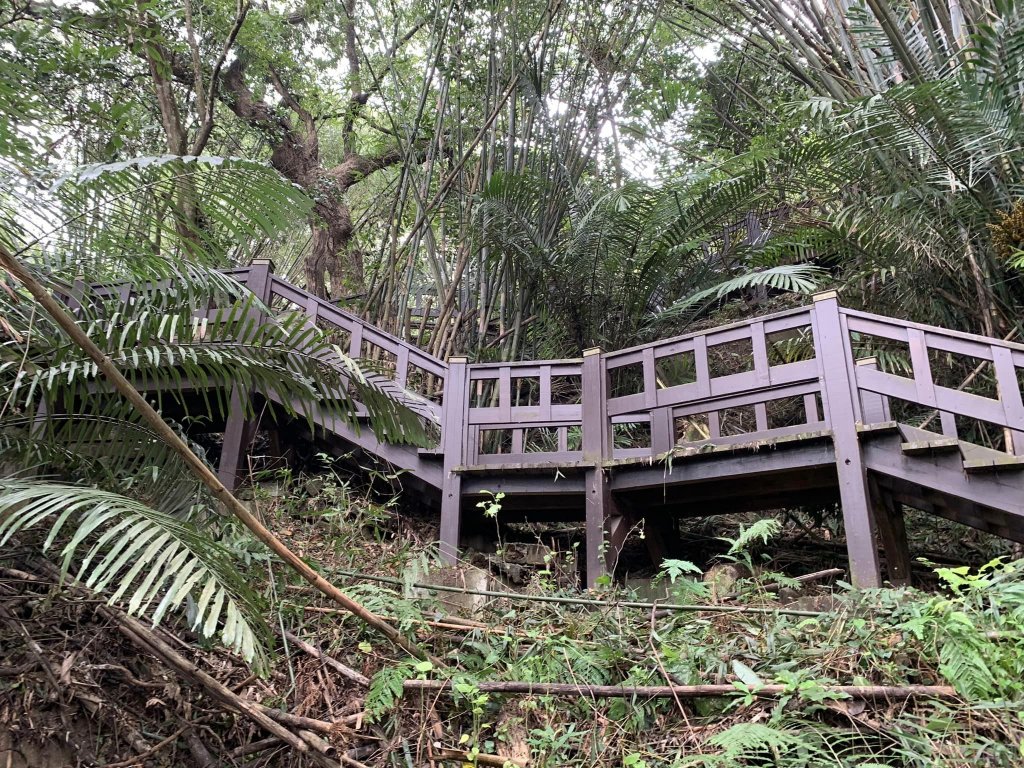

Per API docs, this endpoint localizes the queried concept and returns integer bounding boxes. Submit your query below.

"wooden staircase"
[69,263,1024,591]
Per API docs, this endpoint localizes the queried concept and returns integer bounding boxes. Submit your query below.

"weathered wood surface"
[74,263,1024,591]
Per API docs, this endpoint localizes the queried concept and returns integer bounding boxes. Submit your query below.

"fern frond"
[0,481,270,667]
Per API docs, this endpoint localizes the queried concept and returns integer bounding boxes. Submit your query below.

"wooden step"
[896,423,950,444]
[857,421,900,438]
[900,437,961,456]
[960,442,1024,474]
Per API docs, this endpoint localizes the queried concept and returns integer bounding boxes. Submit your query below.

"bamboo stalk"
[0,245,437,666]
[404,679,958,700]
[433,747,527,767]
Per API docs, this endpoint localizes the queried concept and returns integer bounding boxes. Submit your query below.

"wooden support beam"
[813,293,882,588]
[216,259,274,491]
[583,347,613,587]
[217,386,259,491]
[869,476,911,587]
[439,357,469,563]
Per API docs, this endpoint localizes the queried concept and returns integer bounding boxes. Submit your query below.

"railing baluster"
[907,328,938,408]
[512,428,524,454]
[854,358,890,424]
[693,335,710,396]
[992,345,1024,455]
[754,403,768,431]
[651,407,673,453]
[642,347,657,408]
[396,345,409,388]
[751,321,770,387]
[499,368,512,422]
[804,393,822,425]
[304,295,320,329]
[937,411,958,438]
[349,324,363,358]
[540,365,552,421]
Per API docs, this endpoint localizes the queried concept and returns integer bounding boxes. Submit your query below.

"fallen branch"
[299,729,338,757]
[763,568,845,594]
[99,724,191,767]
[404,680,958,700]
[284,629,370,686]
[23,558,316,755]
[433,747,527,767]
[258,705,361,734]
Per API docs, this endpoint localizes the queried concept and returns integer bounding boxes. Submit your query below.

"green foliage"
[723,519,781,557]
[659,558,703,583]
[366,660,415,721]
[902,559,1024,701]
[0,481,269,666]
[0,153,427,667]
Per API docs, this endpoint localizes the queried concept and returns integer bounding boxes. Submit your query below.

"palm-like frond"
[657,264,827,325]
[0,481,270,667]
[675,0,1024,335]
[0,412,207,513]
[1,267,430,446]
[4,155,311,280]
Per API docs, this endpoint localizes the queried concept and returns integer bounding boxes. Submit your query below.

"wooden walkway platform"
[76,261,1024,589]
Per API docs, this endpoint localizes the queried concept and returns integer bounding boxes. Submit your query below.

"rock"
[703,563,751,601]
[624,577,673,602]
[407,564,492,617]
[501,542,551,566]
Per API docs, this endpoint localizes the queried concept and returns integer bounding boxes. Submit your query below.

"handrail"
[67,263,1024,465]
[840,306,1024,354]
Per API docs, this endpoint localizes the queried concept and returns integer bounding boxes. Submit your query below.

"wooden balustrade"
[840,308,1024,453]
[64,263,1024,590]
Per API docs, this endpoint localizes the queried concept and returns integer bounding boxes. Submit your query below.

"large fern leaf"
[0,481,271,667]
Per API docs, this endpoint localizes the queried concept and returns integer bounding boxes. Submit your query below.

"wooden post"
[582,347,618,587]
[855,358,891,423]
[868,477,912,586]
[217,259,274,491]
[439,357,469,563]
[812,291,882,588]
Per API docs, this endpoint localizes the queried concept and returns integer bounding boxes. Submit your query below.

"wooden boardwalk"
[79,261,1024,589]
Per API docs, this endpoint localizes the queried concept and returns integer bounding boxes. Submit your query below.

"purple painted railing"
[63,263,1024,589]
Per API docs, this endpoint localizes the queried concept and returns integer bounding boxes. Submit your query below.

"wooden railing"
[59,262,1024,588]
[841,307,1024,454]
[455,305,828,467]
[61,262,1024,466]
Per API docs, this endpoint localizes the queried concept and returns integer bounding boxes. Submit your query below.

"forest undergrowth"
[2,468,1024,768]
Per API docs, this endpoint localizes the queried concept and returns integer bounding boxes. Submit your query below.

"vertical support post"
[439,357,469,563]
[217,259,274,491]
[218,386,259,490]
[812,291,882,588]
[868,477,911,586]
[68,276,86,317]
[582,347,617,587]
